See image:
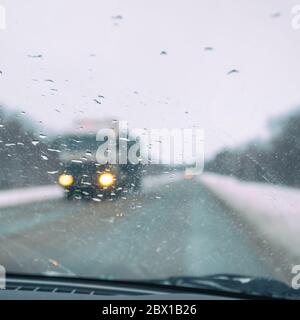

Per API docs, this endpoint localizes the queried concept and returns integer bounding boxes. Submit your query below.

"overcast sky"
[0,0,300,157]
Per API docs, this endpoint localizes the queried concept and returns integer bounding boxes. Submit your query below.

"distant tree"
[205,107,300,187]
[0,104,60,190]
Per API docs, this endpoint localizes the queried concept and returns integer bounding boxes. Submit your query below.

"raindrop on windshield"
[93,98,102,104]
[32,140,39,146]
[48,148,61,153]
[71,159,83,163]
[27,54,43,58]
[227,69,239,75]
[270,12,281,18]
[111,14,123,20]
[47,170,59,175]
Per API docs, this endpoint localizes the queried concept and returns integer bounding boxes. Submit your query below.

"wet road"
[0,174,284,281]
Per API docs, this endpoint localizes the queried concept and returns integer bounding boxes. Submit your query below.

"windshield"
[0,0,300,298]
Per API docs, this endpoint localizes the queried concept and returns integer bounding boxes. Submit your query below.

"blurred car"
[58,161,142,200]
[53,120,143,200]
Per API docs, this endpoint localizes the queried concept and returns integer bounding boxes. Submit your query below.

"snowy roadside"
[198,173,300,261]
[0,185,63,209]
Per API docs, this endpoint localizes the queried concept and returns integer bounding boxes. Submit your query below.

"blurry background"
[1,0,300,188]
[1,0,300,284]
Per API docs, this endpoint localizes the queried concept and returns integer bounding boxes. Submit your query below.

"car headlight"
[98,172,114,187]
[58,174,74,187]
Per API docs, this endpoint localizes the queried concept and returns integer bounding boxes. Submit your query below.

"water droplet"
[93,98,102,104]
[32,140,39,146]
[111,14,123,20]
[41,155,48,160]
[270,12,281,18]
[28,54,43,58]
[227,69,239,75]
[48,259,59,267]
[47,170,59,175]
[48,148,61,153]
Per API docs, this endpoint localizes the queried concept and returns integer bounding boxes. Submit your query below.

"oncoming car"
[53,121,143,200]
[58,161,142,200]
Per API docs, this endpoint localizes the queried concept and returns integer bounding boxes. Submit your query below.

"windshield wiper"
[151,274,298,299]
[5,272,298,299]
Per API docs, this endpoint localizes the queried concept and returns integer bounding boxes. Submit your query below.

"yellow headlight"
[98,172,114,187]
[58,174,74,187]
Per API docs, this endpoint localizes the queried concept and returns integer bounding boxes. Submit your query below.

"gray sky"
[0,0,300,157]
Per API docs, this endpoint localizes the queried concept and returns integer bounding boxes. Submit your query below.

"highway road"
[0,174,287,282]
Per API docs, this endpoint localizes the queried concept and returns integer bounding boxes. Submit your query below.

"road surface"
[0,174,287,282]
